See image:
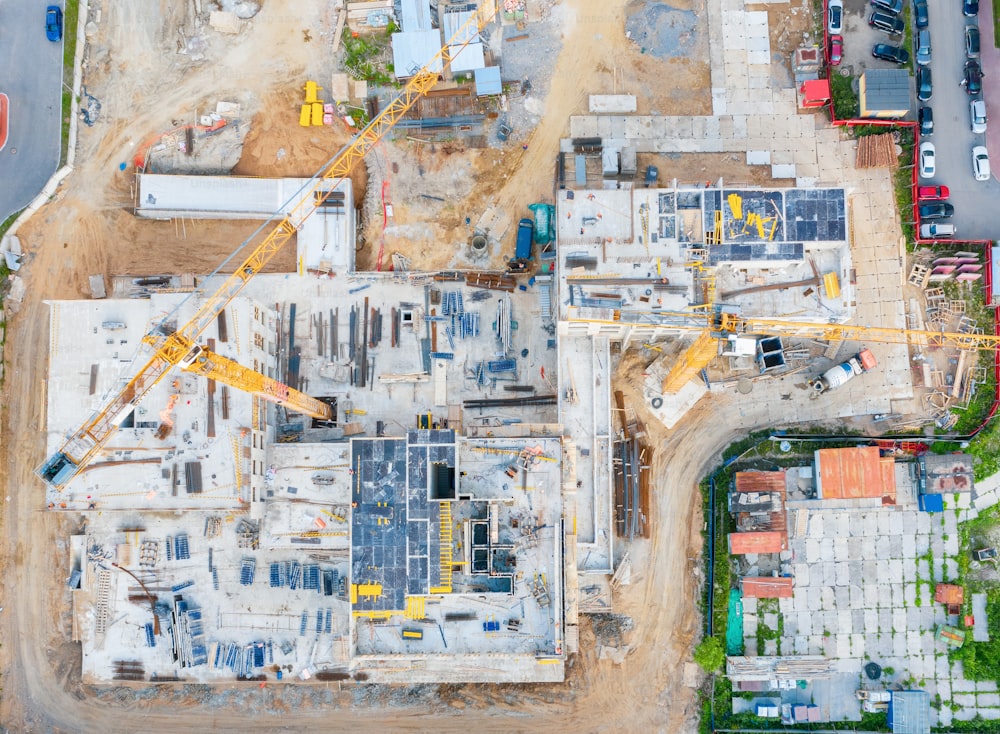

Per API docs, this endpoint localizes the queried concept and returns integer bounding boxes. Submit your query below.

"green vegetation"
[60,0,80,165]
[952,590,1000,682]
[994,0,1000,49]
[893,127,916,244]
[901,6,914,73]
[830,72,858,121]
[342,26,397,85]
[693,636,725,673]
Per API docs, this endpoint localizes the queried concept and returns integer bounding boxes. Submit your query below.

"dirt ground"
[0,0,798,729]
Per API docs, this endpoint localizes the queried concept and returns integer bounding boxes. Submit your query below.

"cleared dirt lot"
[0,0,794,729]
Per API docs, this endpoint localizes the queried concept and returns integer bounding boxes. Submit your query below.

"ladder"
[431,501,454,594]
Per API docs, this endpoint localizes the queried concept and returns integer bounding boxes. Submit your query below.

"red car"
[917,185,950,200]
[829,35,844,66]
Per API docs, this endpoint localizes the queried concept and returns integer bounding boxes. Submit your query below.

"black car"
[919,106,934,135]
[914,0,929,28]
[964,0,978,16]
[869,10,904,34]
[917,66,932,101]
[918,202,955,220]
[964,61,983,95]
[871,0,904,12]
[872,43,910,64]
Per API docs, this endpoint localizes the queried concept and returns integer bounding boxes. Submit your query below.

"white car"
[971,99,987,134]
[973,145,991,181]
[828,0,844,34]
[918,141,936,179]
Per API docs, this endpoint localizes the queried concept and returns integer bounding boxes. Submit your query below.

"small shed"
[741,576,794,598]
[729,530,786,555]
[798,79,831,109]
[859,69,911,119]
[474,66,502,96]
[889,691,930,734]
[934,583,964,614]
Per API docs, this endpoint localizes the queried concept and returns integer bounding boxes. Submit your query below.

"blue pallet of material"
[270,562,281,587]
[290,562,302,590]
[240,558,256,586]
[174,534,190,560]
[268,639,274,664]
[315,610,323,633]
[483,620,501,632]
[212,568,219,590]
[429,352,454,360]
[145,622,156,648]
[213,644,223,668]
[323,570,334,596]
[299,611,308,636]
[171,580,194,592]
[165,536,173,562]
[252,642,265,668]
[487,359,516,373]
[324,608,332,634]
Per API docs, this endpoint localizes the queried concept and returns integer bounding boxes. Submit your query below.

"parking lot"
[917,0,1000,240]
[830,0,1000,240]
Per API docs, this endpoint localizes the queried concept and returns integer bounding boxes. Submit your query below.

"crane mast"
[38,2,498,490]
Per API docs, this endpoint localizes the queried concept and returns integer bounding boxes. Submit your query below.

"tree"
[694,636,725,673]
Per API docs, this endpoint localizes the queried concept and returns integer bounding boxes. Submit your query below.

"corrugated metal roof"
[735,471,786,494]
[815,446,896,502]
[392,30,444,78]
[400,0,432,32]
[862,69,911,111]
[442,5,479,43]
[729,531,786,555]
[474,66,502,96]
[448,42,485,72]
[890,690,931,734]
[741,576,794,598]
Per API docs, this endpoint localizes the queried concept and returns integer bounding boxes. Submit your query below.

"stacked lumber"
[855,132,897,168]
[346,0,394,32]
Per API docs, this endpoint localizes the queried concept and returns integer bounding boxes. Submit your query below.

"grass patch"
[341,24,397,85]
[994,0,1000,48]
[59,0,80,166]
[892,127,916,245]
[901,6,913,72]
[830,72,858,121]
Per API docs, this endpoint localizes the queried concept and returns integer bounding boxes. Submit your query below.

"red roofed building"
[741,576,794,598]
[815,446,896,504]
[729,530,786,555]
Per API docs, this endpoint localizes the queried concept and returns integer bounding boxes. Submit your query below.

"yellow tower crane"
[37,2,499,490]
[566,310,1000,394]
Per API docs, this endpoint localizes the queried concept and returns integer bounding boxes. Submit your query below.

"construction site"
[2,0,1000,730]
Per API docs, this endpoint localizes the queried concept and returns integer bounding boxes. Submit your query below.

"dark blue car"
[45,6,62,42]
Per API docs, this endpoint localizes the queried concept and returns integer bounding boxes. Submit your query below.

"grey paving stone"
[764,612,779,629]
[794,592,808,612]
[917,558,930,579]
[893,633,908,657]
[904,583,917,607]
[763,639,778,656]
[852,609,865,630]
[889,535,903,557]
[953,693,978,710]
[806,538,821,562]
[839,609,853,633]
[888,559,903,579]
[807,586,822,612]
[824,561,837,586]
[876,558,891,579]
[902,533,916,559]
[944,558,958,581]
[892,583,905,608]
[917,513,931,534]
[836,586,850,609]
[879,608,892,630]
[864,609,878,632]
[798,612,813,636]
[808,635,825,654]
[851,633,865,658]
[979,693,1000,707]
[849,560,863,582]
[945,535,960,556]
[850,585,864,609]
[901,557,918,582]
[979,680,999,693]
[937,706,953,726]
[847,537,863,561]
[837,634,851,658]
[862,538,878,560]
[864,584,879,608]
[793,635,808,654]
[892,609,907,633]
[821,586,835,610]
[876,535,893,557]
[890,512,905,536]
[834,537,848,562]
[977,708,1000,720]
[793,563,810,586]
[836,563,851,587]
[938,679,951,698]
[820,541,836,563]
[742,597,758,614]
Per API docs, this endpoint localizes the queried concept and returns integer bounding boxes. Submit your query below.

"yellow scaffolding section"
[661,331,718,393]
[430,501,454,594]
[405,595,427,620]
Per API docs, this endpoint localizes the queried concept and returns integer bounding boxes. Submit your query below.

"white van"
[920,223,956,238]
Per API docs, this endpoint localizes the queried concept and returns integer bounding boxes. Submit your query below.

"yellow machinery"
[566,310,1000,394]
[38,2,498,490]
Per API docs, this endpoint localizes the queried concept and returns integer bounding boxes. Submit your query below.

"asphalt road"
[0,0,64,223]
[917,0,1000,241]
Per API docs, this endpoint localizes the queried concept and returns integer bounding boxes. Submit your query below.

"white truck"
[810,349,877,394]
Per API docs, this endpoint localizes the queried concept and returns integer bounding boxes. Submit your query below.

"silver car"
[971,100,987,134]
